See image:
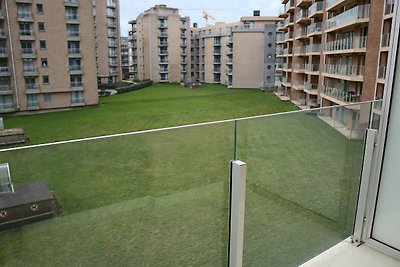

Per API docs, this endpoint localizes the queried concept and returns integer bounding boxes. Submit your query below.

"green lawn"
[0,84,365,266]
[4,83,297,145]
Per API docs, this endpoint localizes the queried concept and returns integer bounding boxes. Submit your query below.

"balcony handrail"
[308,1,323,17]
[321,85,361,103]
[324,36,368,52]
[326,4,370,31]
[323,64,365,76]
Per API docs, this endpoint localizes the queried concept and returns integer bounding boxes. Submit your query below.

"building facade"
[275,0,394,131]
[191,15,280,89]
[0,0,121,114]
[120,36,129,79]
[94,0,122,84]
[128,5,191,83]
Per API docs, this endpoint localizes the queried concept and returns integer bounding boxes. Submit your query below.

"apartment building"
[0,0,121,114]
[94,0,122,84]
[191,14,279,89]
[120,36,129,79]
[276,0,394,134]
[128,5,191,83]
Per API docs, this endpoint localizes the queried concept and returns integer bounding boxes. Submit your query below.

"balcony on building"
[306,43,321,55]
[324,35,367,54]
[180,41,187,47]
[293,27,308,40]
[0,66,9,77]
[308,1,323,18]
[291,79,305,90]
[0,84,12,95]
[284,31,293,42]
[284,15,294,29]
[326,0,352,11]
[381,33,391,51]
[304,82,318,95]
[325,4,370,33]
[323,64,365,82]
[0,9,4,20]
[159,41,168,47]
[23,66,38,76]
[25,84,40,94]
[321,85,361,104]
[17,11,33,22]
[277,20,286,31]
[296,0,312,8]
[0,28,6,39]
[19,29,34,40]
[295,9,310,24]
[0,47,7,58]
[384,0,395,17]
[305,63,320,75]
[226,69,233,75]
[107,10,116,18]
[281,76,292,87]
[292,64,305,74]
[283,47,293,56]
[159,49,168,55]
[306,22,322,37]
[159,67,168,73]
[377,66,387,84]
[106,0,116,8]
[70,81,83,90]
[64,0,79,7]
[65,14,79,24]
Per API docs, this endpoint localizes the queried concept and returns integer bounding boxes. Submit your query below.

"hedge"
[115,80,153,94]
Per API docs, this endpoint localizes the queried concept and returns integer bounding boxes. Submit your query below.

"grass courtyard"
[0,84,365,266]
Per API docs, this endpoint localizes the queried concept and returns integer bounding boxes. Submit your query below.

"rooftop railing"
[0,101,381,265]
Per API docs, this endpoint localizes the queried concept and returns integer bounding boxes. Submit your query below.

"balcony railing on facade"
[295,9,309,23]
[0,47,7,57]
[378,66,386,81]
[17,11,33,20]
[282,63,291,70]
[284,31,293,41]
[325,4,370,32]
[308,1,323,18]
[283,47,292,55]
[296,0,312,7]
[381,33,391,48]
[385,0,395,15]
[65,0,79,5]
[306,22,322,36]
[292,64,305,73]
[293,28,307,40]
[0,84,12,94]
[304,82,318,94]
[327,0,347,10]
[0,29,6,38]
[306,43,321,54]
[323,64,365,80]
[321,85,361,103]
[305,64,320,74]
[324,36,367,53]
[292,79,305,90]
[284,15,294,28]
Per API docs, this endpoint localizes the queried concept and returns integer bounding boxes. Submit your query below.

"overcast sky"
[119,0,282,36]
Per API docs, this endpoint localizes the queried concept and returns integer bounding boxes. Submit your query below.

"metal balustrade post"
[229,160,247,267]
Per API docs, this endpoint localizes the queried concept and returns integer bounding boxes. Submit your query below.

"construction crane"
[179,9,218,26]
[202,11,216,26]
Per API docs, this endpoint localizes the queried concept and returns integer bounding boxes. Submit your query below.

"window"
[41,58,48,68]
[244,21,255,28]
[69,58,81,71]
[44,93,51,102]
[68,41,80,54]
[70,75,82,87]
[268,43,273,48]
[43,75,49,84]
[39,40,46,49]
[26,94,38,107]
[67,24,79,37]
[71,91,84,104]
[268,32,273,36]
[19,23,31,36]
[36,4,44,13]
[23,59,35,73]
[65,6,78,20]
[38,22,45,32]
[24,77,36,90]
